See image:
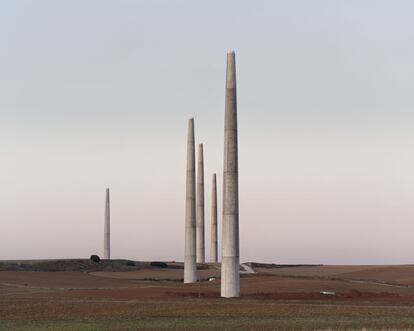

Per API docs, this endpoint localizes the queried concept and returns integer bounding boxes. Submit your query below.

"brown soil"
[2,264,414,326]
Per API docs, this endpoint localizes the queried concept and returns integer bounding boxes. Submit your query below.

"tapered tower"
[196,144,205,263]
[221,51,240,298]
[104,188,110,260]
[184,118,197,283]
[210,174,218,263]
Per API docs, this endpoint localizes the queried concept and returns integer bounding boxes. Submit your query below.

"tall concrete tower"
[221,51,240,298]
[104,188,110,260]
[196,144,205,263]
[184,118,197,283]
[210,173,218,263]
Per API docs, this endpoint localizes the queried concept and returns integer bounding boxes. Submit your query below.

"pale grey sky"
[1,0,414,264]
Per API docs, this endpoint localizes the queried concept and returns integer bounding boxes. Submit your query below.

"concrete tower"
[196,144,205,263]
[210,173,218,263]
[104,188,110,260]
[184,118,197,283]
[221,51,240,298]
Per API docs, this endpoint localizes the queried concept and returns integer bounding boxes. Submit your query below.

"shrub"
[126,260,135,266]
[150,261,167,268]
[90,255,100,263]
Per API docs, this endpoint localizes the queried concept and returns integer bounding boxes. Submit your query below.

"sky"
[1,0,414,264]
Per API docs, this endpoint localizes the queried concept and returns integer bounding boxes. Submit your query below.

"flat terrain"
[1,260,414,330]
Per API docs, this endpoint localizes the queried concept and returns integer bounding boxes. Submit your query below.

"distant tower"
[210,173,218,263]
[221,51,240,298]
[184,118,197,283]
[196,144,205,263]
[104,188,110,260]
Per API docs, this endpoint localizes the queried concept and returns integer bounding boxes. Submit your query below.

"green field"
[2,299,414,331]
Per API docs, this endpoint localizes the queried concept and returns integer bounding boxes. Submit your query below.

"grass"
[2,315,414,331]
